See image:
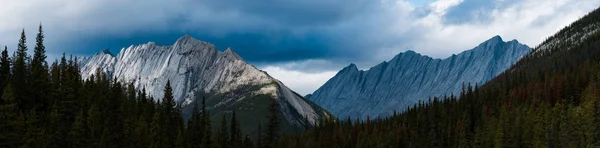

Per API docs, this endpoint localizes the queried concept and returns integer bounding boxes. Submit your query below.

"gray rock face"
[309,36,531,119]
[79,35,330,129]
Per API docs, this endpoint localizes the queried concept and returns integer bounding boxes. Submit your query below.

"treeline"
[278,7,600,148]
[0,26,282,148]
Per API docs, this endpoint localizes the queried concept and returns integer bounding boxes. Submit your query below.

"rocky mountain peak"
[79,35,331,135]
[223,47,243,61]
[309,35,531,119]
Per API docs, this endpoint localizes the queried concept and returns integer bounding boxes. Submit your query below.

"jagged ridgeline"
[78,35,332,136]
[309,35,531,120]
[280,7,600,147]
[2,26,330,147]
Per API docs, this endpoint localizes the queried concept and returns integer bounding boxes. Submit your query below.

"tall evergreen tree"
[186,100,202,148]
[265,99,280,148]
[257,123,263,148]
[230,111,242,148]
[13,29,30,111]
[217,115,229,148]
[0,46,10,99]
[160,80,178,147]
[30,24,49,110]
[150,109,162,148]
[201,96,212,148]
[87,102,102,147]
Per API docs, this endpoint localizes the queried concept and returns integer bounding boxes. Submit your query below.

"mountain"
[308,36,531,119]
[79,35,331,134]
[281,7,600,147]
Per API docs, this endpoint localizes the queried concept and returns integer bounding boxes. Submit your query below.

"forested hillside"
[278,7,600,148]
[0,26,285,148]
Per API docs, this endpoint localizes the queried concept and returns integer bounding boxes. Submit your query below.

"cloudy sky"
[0,0,599,95]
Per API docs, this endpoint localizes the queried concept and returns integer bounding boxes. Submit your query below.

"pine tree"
[257,123,263,148]
[32,24,46,70]
[13,29,30,111]
[87,103,102,147]
[265,99,280,148]
[133,115,150,148]
[186,100,203,148]
[30,24,49,111]
[230,111,242,148]
[217,115,230,148]
[161,80,177,147]
[150,110,162,148]
[47,105,68,147]
[0,46,10,99]
[201,97,212,148]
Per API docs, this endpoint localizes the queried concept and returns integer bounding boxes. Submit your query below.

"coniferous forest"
[0,26,285,148]
[276,7,600,148]
[3,5,600,148]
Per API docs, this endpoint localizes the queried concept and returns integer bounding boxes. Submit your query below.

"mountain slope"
[309,36,531,119]
[79,35,331,134]
[280,6,600,148]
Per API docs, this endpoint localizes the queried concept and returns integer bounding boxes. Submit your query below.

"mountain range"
[307,36,531,119]
[78,35,331,135]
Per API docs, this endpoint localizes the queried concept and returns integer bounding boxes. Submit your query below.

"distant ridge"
[308,36,531,119]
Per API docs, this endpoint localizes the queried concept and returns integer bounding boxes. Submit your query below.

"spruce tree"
[47,105,68,147]
[217,115,229,148]
[133,115,150,148]
[186,100,202,147]
[161,80,177,147]
[0,46,10,99]
[201,96,212,148]
[13,29,30,111]
[150,110,162,148]
[265,99,280,148]
[230,111,242,148]
[32,24,46,70]
[30,24,49,111]
[257,123,263,148]
[86,103,102,147]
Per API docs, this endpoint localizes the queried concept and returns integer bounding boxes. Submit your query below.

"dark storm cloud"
[46,0,380,65]
[1,0,598,72]
[201,0,373,26]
